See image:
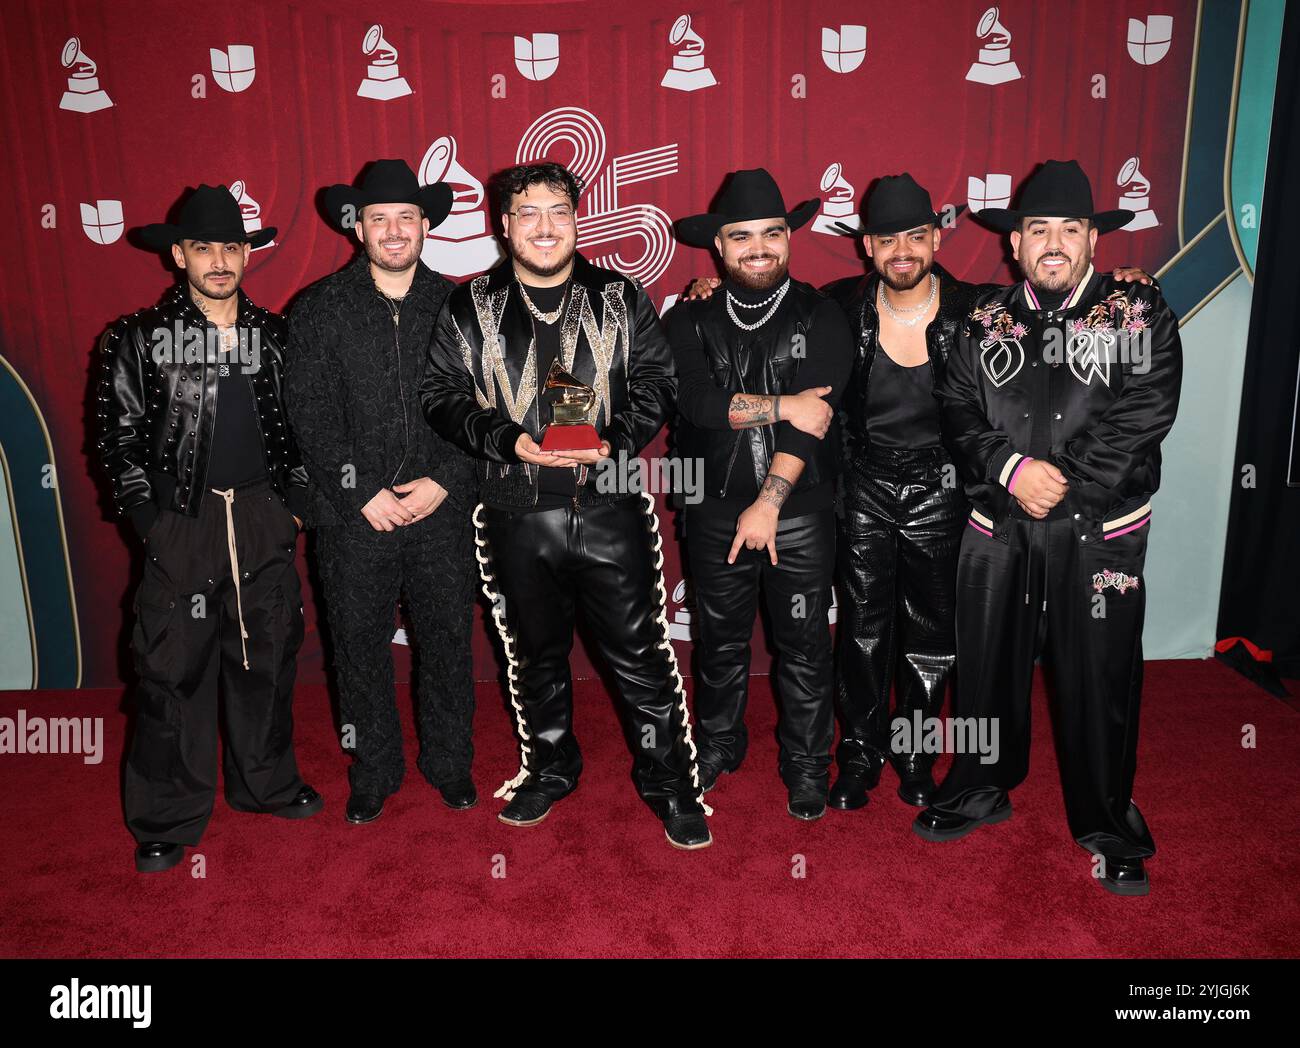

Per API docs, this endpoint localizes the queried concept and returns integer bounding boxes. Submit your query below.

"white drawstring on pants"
[211,487,250,670]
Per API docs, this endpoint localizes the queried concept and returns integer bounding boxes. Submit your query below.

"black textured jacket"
[420,253,675,509]
[284,254,476,527]
[96,283,308,536]
[822,261,993,463]
[939,265,1182,538]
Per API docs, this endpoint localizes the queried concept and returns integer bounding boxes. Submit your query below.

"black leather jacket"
[420,252,675,509]
[96,283,307,535]
[285,254,476,526]
[674,278,846,501]
[939,266,1182,537]
[822,261,992,464]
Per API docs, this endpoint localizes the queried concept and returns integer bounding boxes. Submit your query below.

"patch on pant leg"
[1092,569,1140,594]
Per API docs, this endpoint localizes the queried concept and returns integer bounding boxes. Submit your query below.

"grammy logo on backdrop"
[418,135,504,276]
[230,180,275,251]
[661,15,717,92]
[1117,157,1159,231]
[59,37,112,113]
[965,6,1022,85]
[812,163,861,236]
[357,24,412,100]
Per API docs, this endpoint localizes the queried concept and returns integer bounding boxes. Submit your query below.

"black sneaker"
[498,789,553,827]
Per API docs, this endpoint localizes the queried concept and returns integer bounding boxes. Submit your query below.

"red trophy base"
[540,423,602,452]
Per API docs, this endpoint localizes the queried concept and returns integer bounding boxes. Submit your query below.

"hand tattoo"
[729,393,776,429]
[758,473,792,509]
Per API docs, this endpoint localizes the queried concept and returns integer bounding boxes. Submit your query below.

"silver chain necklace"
[519,281,567,325]
[879,273,937,328]
[726,278,790,331]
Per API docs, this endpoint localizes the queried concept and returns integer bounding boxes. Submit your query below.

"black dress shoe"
[912,799,1012,842]
[345,791,385,825]
[664,812,712,850]
[273,785,325,819]
[135,841,184,873]
[787,783,828,821]
[893,755,936,808]
[1097,855,1150,896]
[498,789,553,827]
[438,778,478,810]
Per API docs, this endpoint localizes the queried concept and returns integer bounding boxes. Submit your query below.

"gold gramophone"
[539,359,601,451]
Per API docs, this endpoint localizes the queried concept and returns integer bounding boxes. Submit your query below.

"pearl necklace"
[519,282,567,325]
[879,273,937,328]
[726,278,790,331]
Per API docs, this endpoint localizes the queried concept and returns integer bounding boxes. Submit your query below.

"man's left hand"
[550,440,612,466]
[1112,267,1154,285]
[392,477,449,523]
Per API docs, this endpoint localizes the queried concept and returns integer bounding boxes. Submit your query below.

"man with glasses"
[420,161,712,850]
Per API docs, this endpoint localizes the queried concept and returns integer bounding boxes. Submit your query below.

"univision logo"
[80,200,124,245]
[211,44,256,92]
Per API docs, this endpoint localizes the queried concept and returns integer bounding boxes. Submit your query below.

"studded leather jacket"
[822,261,993,464]
[96,283,307,537]
[420,252,675,509]
[938,266,1182,539]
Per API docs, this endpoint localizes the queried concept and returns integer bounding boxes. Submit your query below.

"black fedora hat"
[137,184,276,250]
[324,158,453,233]
[977,159,1133,234]
[676,168,819,248]
[832,172,965,237]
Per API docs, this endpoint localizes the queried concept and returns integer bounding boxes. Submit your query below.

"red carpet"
[1,660,1297,958]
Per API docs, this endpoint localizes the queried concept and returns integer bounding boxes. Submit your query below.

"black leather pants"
[686,507,836,789]
[929,514,1156,860]
[833,446,964,774]
[474,497,704,818]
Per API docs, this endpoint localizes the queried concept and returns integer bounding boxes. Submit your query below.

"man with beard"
[420,161,712,850]
[669,168,854,820]
[285,160,477,825]
[688,175,1152,814]
[914,160,1182,898]
[97,184,322,873]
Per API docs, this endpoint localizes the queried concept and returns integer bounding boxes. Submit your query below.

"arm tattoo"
[729,393,776,429]
[758,473,793,509]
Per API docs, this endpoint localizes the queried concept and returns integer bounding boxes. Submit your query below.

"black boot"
[829,752,884,811]
[892,754,936,807]
[498,788,554,827]
[272,785,325,819]
[912,798,1012,842]
[787,781,828,821]
[135,841,184,873]
[1097,855,1150,896]
[438,778,478,810]
[345,790,385,825]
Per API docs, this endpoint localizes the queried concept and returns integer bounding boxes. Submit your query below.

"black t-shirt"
[521,280,581,508]
[206,352,267,490]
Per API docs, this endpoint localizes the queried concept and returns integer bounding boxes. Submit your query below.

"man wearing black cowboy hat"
[284,159,477,825]
[913,160,1182,898]
[97,184,322,873]
[420,160,712,850]
[686,175,1155,816]
[669,167,855,820]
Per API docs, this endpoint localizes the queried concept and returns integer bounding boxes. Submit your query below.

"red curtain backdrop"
[0,0,1194,688]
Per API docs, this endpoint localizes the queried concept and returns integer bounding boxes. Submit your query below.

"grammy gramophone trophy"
[539,359,602,452]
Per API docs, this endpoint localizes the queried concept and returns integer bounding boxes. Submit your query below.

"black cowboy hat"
[976,159,1133,234]
[136,183,276,250]
[676,168,819,248]
[323,158,453,233]
[831,172,966,237]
